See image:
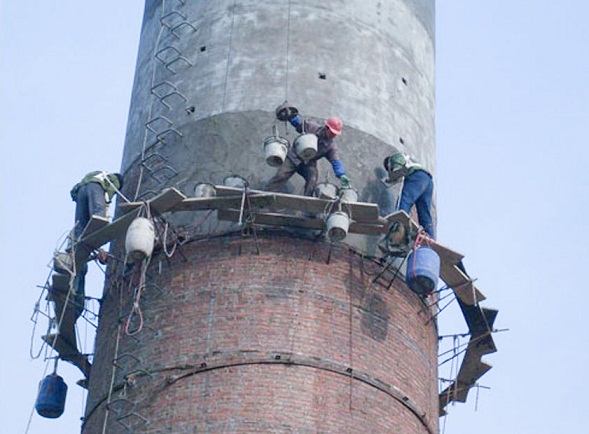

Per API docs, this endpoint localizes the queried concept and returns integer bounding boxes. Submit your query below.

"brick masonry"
[83,233,438,433]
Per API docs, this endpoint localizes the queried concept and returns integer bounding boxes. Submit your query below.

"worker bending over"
[268,104,350,196]
[383,152,435,239]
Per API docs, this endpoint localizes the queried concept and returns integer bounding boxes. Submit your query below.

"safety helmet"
[325,116,343,136]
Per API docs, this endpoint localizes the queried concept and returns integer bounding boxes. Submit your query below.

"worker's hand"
[275,103,299,121]
[339,175,351,189]
[97,248,108,265]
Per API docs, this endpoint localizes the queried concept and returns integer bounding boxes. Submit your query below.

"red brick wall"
[83,234,438,433]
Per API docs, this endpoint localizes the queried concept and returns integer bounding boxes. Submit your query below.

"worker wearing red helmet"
[268,106,350,196]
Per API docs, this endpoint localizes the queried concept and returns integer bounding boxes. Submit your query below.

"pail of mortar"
[194,182,216,198]
[263,135,290,167]
[339,187,358,203]
[326,211,350,242]
[313,182,338,200]
[294,133,317,160]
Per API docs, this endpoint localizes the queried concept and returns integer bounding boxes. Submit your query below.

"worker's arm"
[327,150,350,188]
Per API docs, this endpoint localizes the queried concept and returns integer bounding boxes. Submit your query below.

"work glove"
[339,175,351,189]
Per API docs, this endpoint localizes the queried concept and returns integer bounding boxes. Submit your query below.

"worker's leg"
[267,158,297,192]
[74,186,91,240]
[298,162,318,196]
[399,171,427,214]
[86,182,107,217]
[414,173,435,239]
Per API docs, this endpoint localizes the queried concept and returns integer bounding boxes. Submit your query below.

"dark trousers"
[267,157,318,197]
[72,182,105,315]
[74,182,106,239]
[400,170,435,238]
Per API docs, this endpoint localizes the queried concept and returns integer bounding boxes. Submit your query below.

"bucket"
[313,182,338,200]
[294,133,318,161]
[53,252,73,274]
[406,246,440,296]
[223,175,247,189]
[194,182,216,198]
[125,217,155,260]
[326,211,350,242]
[339,188,358,203]
[35,374,67,419]
[263,136,289,167]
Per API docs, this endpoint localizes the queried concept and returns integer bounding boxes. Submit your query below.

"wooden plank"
[174,194,277,212]
[80,188,186,251]
[42,333,79,359]
[214,186,380,223]
[218,209,325,230]
[439,262,486,305]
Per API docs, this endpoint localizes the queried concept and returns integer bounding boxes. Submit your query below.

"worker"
[268,104,350,196]
[68,171,123,318]
[70,170,123,241]
[383,152,435,239]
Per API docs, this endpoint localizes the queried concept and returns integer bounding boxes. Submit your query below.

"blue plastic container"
[406,246,440,296]
[35,374,68,419]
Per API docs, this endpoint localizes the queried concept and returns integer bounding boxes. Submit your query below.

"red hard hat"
[325,116,343,136]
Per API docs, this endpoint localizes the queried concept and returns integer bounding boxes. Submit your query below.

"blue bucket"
[35,374,68,419]
[406,246,440,296]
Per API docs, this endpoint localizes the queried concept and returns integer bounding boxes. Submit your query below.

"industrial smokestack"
[83,1,438,432]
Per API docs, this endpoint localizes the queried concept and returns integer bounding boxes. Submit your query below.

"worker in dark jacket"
[68,171,122,316]
[70,171,123,240]
[384,152,435,238]
[268,105,350,196]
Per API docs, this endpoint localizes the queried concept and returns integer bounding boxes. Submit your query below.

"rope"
[162,221,178,258]
[284,0,292,101]
[221,0,237,111]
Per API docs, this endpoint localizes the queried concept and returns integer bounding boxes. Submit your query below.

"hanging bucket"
[53,252,73,274]
[35,374,68,419]
[194,182,216,198]
[293,133,318,161]
[125,217,155,260]
[406,246,440,296]
[339,187,358,203]
[326,211,350,242]
[263,135,290,167]
[313,182,338,200]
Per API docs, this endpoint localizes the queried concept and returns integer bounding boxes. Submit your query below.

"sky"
[1,1,588,433]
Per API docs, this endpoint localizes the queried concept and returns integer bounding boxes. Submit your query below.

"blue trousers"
[73,182,105,314]
[400,170,435,238]
[74,182,106,239]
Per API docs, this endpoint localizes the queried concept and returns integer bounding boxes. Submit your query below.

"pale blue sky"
[2,1,588,433]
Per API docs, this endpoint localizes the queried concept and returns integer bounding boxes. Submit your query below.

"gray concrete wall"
[120,0,435,237]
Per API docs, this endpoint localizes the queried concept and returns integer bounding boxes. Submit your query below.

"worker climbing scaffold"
[47,170,124,381]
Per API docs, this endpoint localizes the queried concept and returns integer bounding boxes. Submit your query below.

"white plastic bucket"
[194,183,216,198]
[263,136,289,167]
[326,211,350,242]
[313,182,338,200]
[53,252,73,274]
[125,217,155,260]
[223,175,247,188]
[339,188,358,203]
[294,133,318,161]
